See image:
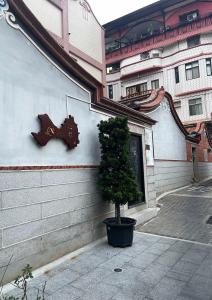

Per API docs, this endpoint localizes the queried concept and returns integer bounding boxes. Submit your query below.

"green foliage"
[0,263,46,300]
[98,117,140,209]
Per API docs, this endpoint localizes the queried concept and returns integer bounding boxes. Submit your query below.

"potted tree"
[97,116,140,247]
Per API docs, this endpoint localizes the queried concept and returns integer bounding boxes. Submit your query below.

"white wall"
[147,98,187,161]
[23,0,62,37]
[68,0,103,64]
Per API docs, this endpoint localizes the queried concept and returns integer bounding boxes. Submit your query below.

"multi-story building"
[23,0,106,90]
[104,0,212,123]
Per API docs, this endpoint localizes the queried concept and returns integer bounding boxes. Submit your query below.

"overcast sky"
[88,0,159,25]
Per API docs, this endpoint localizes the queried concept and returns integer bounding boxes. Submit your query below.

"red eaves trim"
[0,165,99,171]
[176,87,212,97]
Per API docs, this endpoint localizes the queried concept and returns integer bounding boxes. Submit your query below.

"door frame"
[128,133,146,208]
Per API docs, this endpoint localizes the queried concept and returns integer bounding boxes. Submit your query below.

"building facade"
[0,0,160,283]
[104,0,212,165]
[22,0,106,88]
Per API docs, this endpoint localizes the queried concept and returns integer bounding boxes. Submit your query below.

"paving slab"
[4,232,212,300]
[137,181,212,244]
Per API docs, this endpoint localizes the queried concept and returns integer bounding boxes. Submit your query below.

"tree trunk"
[115,203,121,225]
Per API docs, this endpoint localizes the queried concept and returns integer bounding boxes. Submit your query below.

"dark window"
[206,58,212,76]
[189,98,203,116]
[151,79,159,90]
[126,82,148,96]
[174,101,181,109]
[187,35,200,48]
[175,67,180,83]
[140,52,150,60]
[108,85,113,99]
[106,62,120,74]
[185,61,200,80]
[180,10,199,23]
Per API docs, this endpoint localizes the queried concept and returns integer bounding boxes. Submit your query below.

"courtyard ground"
[137,180,212,244]
[5,179,212,300]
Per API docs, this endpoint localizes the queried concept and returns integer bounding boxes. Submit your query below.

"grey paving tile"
[129,252,159,269]
[71,266,113,290]
[80,282,120,300]
[171,260,200,275]
[196,258,212,277]
[156,250,183,267]
[181,249,208,264]
[146,242,172,255]
[168,240,192,254]
[46,285,84,300]
[44,269,80,294]
[180,274,212,300]
[166,270,192,282]
[149,277,186,300]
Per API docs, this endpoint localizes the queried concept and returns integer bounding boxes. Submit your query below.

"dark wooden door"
[129,134,145,207]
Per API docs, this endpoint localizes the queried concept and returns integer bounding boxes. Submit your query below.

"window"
[152,53,160,58]
[187,35,200,48]
[106,62,120,74]
[174,101,181,108]
[126,85,139,96]
[126,82,148,96]
[206,58,212,76]
[180,10,199,23]
[189,98,203,116]
[140,82,148,93]
[175,67,180,83]
[140,52,150,60]
[151,79,159,90]
[185,61,200,80]
[108,85,113,99]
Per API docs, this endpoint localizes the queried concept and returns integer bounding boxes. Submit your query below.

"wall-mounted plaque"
[32,114,80,150]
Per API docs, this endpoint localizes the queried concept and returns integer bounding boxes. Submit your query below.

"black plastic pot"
[103,217,137,247]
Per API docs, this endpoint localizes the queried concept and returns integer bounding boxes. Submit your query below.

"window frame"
[188,98,203,116]
[108,85,113,99]
[175,66,180,83]
[187,35,200,48]
[185,61,200,80]
[206,58,212,76]
[151,79,159,90]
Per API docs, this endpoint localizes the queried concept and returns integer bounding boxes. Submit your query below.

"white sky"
[88,0,159,25]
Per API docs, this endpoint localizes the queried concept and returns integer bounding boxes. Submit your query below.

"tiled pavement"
[6,232,212,300]
[137,183,212,244]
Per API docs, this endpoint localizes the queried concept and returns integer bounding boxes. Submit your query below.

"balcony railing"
[120,90,152,103]
[106,14,212,63]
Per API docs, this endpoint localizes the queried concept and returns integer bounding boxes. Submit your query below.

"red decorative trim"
[0,165,99,171]
[176,87,212,97]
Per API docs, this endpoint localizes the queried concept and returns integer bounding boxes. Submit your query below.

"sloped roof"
[7,0,156,126]
[119,88,199,143]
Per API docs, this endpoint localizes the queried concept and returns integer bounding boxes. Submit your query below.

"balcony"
[106,14,212,64]
[121,57,162,78]
[120,90,152,104]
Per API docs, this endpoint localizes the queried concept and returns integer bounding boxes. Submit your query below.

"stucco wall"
[0,14,156,283]
[23,0,62,37]
[154,160,193,195]
[147,98,187,161]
